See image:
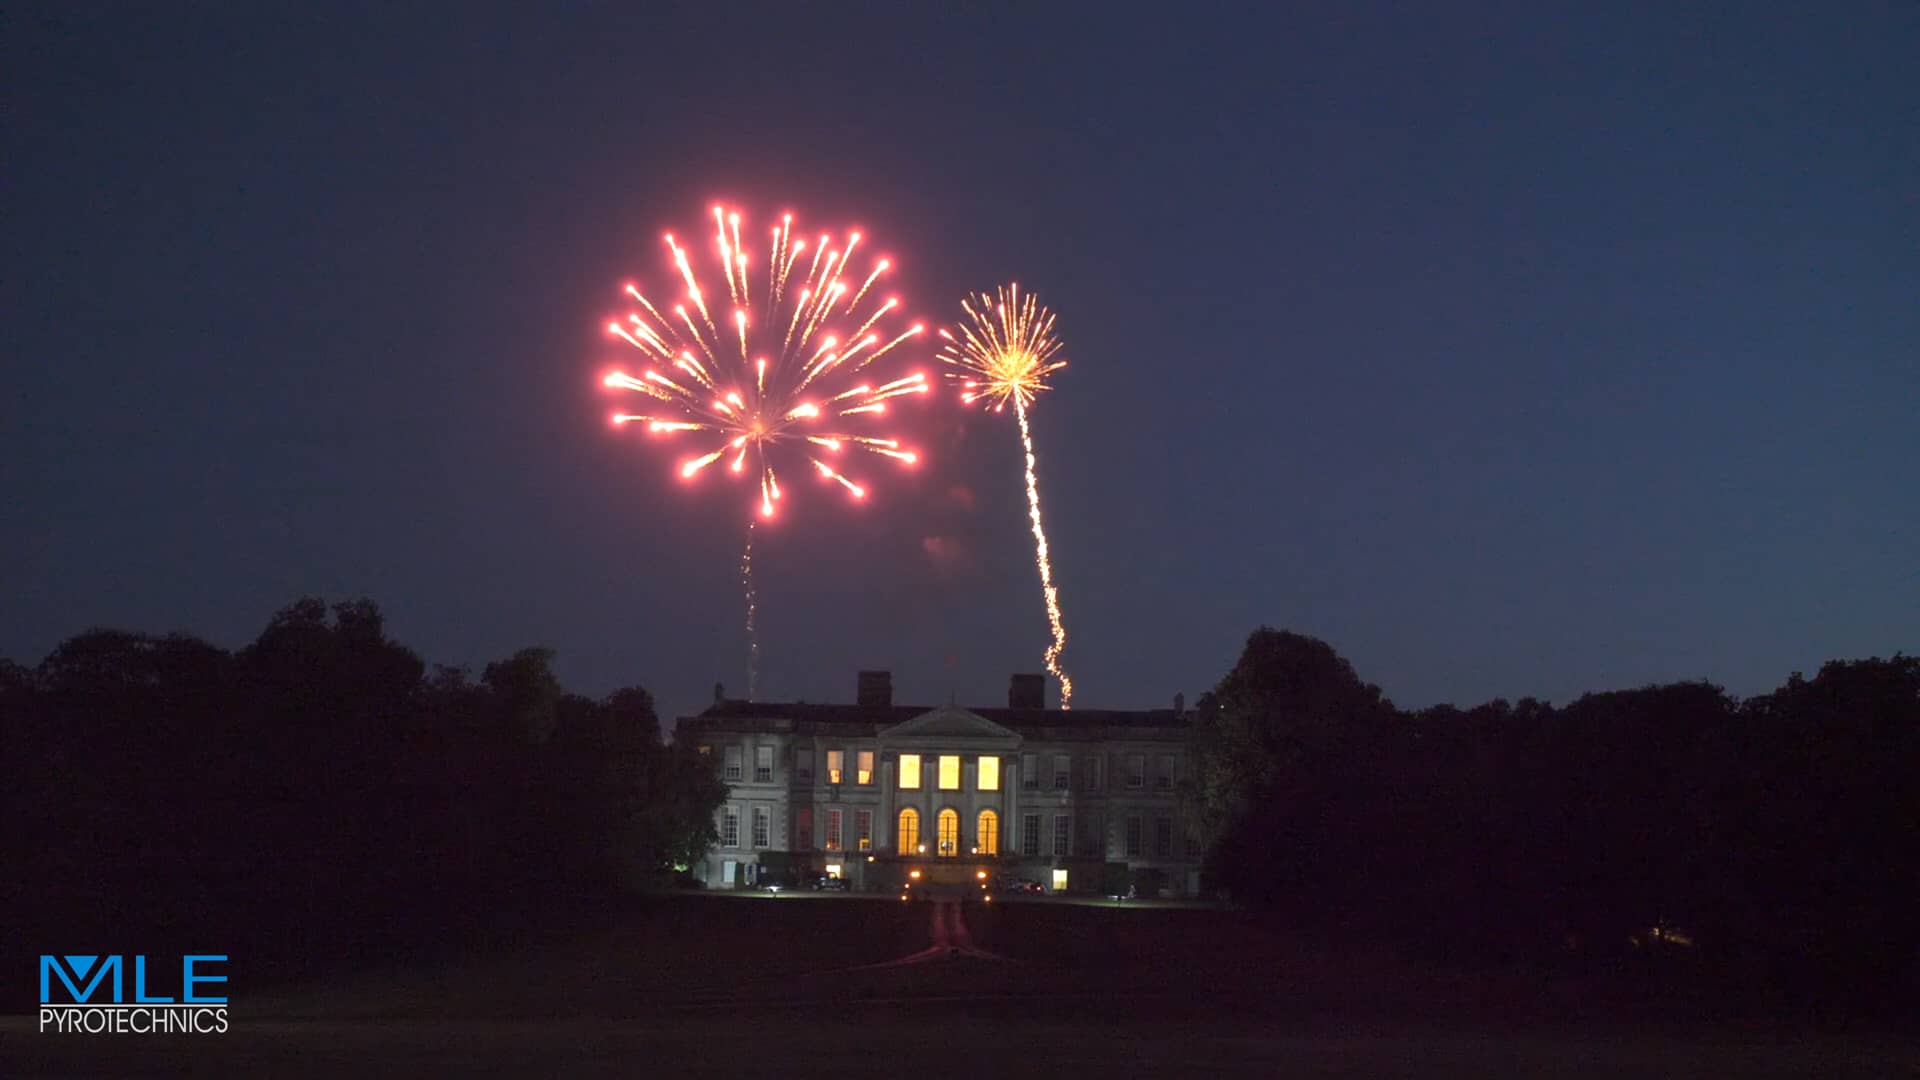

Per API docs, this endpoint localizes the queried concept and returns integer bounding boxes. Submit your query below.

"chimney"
[1008,673,1045,710]
[857,670,893,707]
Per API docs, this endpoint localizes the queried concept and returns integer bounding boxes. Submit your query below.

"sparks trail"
[937,283,1075,708]
[742,519,758,701]
[604,206,930,522]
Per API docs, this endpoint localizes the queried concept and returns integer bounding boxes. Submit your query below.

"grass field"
[5,894,1912,1077]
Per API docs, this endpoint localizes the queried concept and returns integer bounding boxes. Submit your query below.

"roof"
[678,699,1191,740]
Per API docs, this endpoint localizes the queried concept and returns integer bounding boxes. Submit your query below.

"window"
[824,863,843,879]
[898,754,922,789]
[722,807,740,848]
[855,809,872,851]
[937,808,960,856]
[751,806,770,848]
[1156,754,1176,791]
[1053,815,1070,856]
[698,744,712,756]
[1051,868,1069,892]
[978,755,1000,791]
[1155,817,1173,857]
[1021,753,1038,791]
[1087,754,1103,791]
[1053,754,1071,791]
[723,746,743,782]
[857,750,874,785]
[797,751,813,784]
[897,808,920,853]
[826,809,843,850]
[938,755,961,791]
[797,807,814,850]
[1126,753,1145,790]
[754,745,773,783]
[1126,816,1143,857]
[826,749,844,785]
[1021,813,1040,856]
[977,810,999,855]
[1078,814,1102,857]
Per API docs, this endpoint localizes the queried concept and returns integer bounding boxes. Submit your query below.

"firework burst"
[603,205,929,699]
[937,284,1075,709]
[603,206,929,520]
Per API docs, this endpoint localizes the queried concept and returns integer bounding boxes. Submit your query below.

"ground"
[4,894,1912,1077]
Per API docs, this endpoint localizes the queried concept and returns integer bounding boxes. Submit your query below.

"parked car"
[811,875,848,892]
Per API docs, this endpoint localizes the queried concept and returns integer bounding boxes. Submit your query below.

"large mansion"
[678,672,1200,897]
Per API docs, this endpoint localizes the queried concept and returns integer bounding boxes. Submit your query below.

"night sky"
[6,4,1915,724]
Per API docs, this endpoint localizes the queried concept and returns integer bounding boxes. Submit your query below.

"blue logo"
[38,954,228,1034]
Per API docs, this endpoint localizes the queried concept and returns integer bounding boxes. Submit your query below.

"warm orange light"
[976,870,987,880]
[909,870,921,880]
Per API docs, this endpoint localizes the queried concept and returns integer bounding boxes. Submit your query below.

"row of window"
[716,745,1180,793]
[720,805,1176,859]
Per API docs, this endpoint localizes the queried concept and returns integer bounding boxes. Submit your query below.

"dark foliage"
[3,599,725,1002]
[1188,628,1918,1015]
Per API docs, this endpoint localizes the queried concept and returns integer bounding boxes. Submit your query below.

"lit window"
[1053,815,1070,856]
[751,806,770,848]
[1051,868,1069,892]
[937,808,959,856]
[855,810,872,851]
[723,746,743,782]
[1021,813,1040,857]
[938,755,961,791]
[824,863,842,879]
[977,810,999,855]
[754,745,773,783]
[826,808,843,850]
[827,749,844,785]
[857,750,874,785]
[897,807,920,853]
[899,754,921,789]
[722,807,740,848]
[978,756,1000,791]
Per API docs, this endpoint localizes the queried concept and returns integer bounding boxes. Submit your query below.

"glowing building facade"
[679,672,1199,897]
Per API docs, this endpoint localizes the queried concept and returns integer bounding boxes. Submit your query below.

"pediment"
[879,705,1022,745]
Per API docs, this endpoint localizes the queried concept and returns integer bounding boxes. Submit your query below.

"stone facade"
[678,673,1199,897]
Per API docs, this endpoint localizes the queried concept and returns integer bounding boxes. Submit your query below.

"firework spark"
[937,284,1075,708]
[603,206,929,521]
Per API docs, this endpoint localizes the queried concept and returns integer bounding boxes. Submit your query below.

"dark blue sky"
[6,3,1915,722]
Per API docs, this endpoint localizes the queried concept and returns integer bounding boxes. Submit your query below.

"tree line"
[1184,628,1918,1015]
[2,598,726,997]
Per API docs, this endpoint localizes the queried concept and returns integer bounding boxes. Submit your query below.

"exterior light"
[984,895,992,903]
[909,870,921,879]
[976,870,987,880]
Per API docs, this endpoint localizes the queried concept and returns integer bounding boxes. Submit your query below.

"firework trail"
[936,284,1075,708]
[603,206,929,699]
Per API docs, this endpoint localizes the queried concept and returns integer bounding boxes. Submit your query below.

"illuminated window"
[1053,815,1070,856]
[1051,868,1069,892]
[826,749,844,785]
[723,746,743,781]
[857,750,874,785]
[1021,813,1040,856]
[938,755,961,790]
[722,807,739,848]
[977,810,999,855]
[978,756,1000,791]
[824,863,842,879]
[937,808,960,856]
[899,754,921,789]
[826,808,843,850]
[855,809,872,851]
[751,806,770,848]
[896,808,919,853]
[697,744,711,756]
[754,745,773,783]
